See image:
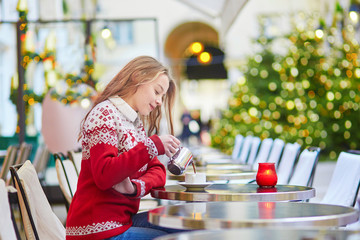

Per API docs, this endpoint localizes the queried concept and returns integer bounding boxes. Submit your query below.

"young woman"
[66,56,182,240]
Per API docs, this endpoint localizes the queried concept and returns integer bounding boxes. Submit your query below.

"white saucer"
[177,182,213,192]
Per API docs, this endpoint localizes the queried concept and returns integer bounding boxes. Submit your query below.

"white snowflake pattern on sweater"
[82,99,159,161]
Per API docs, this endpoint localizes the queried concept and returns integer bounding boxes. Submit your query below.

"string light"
[190,42,203,54]
[197,51,212,64]
[101,27,112,39]
[349,11,359,23]
[315,29,324,39]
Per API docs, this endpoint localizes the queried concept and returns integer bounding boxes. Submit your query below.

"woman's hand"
[159,135,181,157]
[113,177,137,195]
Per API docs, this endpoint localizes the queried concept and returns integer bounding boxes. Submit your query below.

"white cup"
[185,172,206,184]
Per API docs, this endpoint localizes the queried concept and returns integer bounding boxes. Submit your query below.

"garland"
[11,0,98,110]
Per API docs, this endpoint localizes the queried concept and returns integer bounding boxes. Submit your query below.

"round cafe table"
[195,157,234,166]
[167,169,256,182]
[190,164,252,171]
[148,202,359,229]
[151,184,315,202]
[154,228,360,240]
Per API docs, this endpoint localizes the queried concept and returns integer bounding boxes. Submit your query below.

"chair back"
[33,145,50,174]
[0,145,18,181]
[0,179,19,240]
[288,147,320,187]
[68,150,82,175]
[247,137,261,166]
[252,138,273,170]
[10,160,65,240]
[14,142,32,165]
[55,154,78,206]
[267,138,285,168]
[321,151,360,207]
[276,142,301,184]
[237,136,253,164]
[231,134,244,161]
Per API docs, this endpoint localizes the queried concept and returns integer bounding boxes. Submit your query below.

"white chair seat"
[321,151,360,207]
[252,138,273,170]
[68,150,82,175]
[246,137,261,166]
[231,134,244,161]
[276,142,301,185]
[267,138,285,168]
[55,158,78,205]
[0,179,18,240]
[0,145,18,182]
[14,142,32,165]
[33,145,50,174]
[13,160,65,239]
[237,136,253,164]
[288,147,320,187]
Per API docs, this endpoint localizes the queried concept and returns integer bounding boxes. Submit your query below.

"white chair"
[236,135,253,164]
[33,144,50,174]
[231,134,244,161]
[252,138,273,170]
[10,160,65,240]
[54,153,78,207]
[267,138,285,168]
[68,150,82,175]
[276,142,301,185]
[14,142,32,165]
[321,151,360,207]
[288,147,320,187]
[0,145,18,182]
[0,179,19,240]
[246,137,261,166]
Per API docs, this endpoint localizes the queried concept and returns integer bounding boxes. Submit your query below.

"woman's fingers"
[159,135,182,157]
[171,136,181,145]
[169,136,180,150]
[166,149,173,158]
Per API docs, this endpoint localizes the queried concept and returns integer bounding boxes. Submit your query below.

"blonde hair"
[80,56,176,137]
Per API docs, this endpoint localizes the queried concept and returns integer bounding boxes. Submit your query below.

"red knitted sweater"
[66,96,166,240]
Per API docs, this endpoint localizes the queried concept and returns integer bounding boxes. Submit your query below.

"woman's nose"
[155,97,162,106]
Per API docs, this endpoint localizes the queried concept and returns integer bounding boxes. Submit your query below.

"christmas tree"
[211,4,360,160]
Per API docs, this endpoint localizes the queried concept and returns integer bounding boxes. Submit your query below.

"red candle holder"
[256,187,277,193]
[256,163,277,188]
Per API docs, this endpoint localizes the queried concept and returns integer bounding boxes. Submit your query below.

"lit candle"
[256,163,278,188]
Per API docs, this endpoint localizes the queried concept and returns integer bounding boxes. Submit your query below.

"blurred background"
[0,0,359,161]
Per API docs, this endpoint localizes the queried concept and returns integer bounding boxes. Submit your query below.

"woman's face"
[127,73,169,116]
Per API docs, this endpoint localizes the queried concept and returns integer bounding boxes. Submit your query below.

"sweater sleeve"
[130,156,167,199]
